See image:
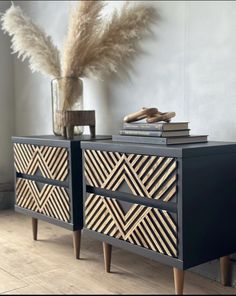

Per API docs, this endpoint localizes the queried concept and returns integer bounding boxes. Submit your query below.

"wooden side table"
[81,140,236,294]
[12,135,110,259]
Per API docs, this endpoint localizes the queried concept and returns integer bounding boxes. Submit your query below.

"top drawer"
[84,149,178,203]
[13,143,69,182]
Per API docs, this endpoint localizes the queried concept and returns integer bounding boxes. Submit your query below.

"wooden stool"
[56,110,96,139]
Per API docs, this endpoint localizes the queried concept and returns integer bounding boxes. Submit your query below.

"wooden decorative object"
[173,268,184,295]
[147,111,176,123]
[123,107,176,123]
[103,242,112,273]
[56,110,96,139]
[220,256,231,286]
[123,108,158,123]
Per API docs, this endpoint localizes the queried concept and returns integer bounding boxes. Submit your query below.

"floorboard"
[0,210,235,295]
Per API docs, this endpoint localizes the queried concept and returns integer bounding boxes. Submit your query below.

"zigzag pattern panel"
[13,143,69,181]
[16,178,71,222]
[85,194,178,258]
[85,150,177,202]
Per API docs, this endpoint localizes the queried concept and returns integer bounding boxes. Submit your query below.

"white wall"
[0,1,14,183]
[13,1,236,141]
[13,1,69,135]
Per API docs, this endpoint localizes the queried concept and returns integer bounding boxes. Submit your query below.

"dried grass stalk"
[59,77,83,110]
[61,1,104,109]
[1,4,61,77]
[1,1,157,114]
[62,0,104,78]
[61,1,156,109]
[81,2,156,78]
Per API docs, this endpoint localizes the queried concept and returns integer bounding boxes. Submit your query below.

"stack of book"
[112,122,208,145]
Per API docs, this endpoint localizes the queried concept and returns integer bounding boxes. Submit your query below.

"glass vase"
[51,77,84,136]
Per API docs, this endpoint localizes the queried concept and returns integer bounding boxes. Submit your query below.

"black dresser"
[81,140,236,294]
[12,135,110,259]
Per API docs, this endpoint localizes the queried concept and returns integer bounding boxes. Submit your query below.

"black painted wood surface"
[81,140,236,270]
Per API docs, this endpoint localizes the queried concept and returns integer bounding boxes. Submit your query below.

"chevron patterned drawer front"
[84,150,178,203]
[85,194,178,258]
[16,178,71,223]
[13,143,69,181]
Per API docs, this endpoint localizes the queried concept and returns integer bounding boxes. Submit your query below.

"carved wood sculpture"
[123,107,176,123]
[56,110,96,139]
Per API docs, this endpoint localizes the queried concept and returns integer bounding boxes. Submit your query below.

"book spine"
[123,123,164,131]
[119,130,163,137]
[112,135,167,145]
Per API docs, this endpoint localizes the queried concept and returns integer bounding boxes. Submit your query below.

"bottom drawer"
[16,178,71,223]
[85,194,178,258]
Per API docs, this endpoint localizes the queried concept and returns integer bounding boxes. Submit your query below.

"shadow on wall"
[0,183,14,210]
[81,1,160,137]
[83,78,112,136]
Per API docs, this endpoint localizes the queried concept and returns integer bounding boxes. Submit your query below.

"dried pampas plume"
[61,1,105,109]
[62,1,105,78]
[1,1,157,110]
[61,1,156,108]
[1,3,61,77]
[81,2,156,78]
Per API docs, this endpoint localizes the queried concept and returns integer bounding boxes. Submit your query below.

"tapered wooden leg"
[173,268,184,295]
[32,218,38,241]
[220,256,231,286]
[103,242,112,273]
[73,230,81,259]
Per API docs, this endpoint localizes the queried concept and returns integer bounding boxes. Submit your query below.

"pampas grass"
[62,1,105,78]
[61,1,156,108]
[61,1,105,109]
[1,3,61,77]
[81,2,156,78]
[1,1,157,110]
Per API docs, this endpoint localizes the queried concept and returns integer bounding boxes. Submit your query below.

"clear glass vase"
[51,77,84,136]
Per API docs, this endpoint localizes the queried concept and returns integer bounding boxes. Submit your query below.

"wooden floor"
[0,210,235,295]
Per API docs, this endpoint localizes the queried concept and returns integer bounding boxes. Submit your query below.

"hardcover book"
[119,129,190,137]
[112,134,208,145]
[123,122,189,131]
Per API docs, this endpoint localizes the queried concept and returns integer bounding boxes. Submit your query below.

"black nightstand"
[81,140,236,294]
[12,135,111,259]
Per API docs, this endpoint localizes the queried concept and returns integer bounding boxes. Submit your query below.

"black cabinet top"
[12,135,111,148]
[80,140,236,158]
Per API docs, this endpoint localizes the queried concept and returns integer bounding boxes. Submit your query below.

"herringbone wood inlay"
[13,143,69,181]
[16,178,71,222]
[85,150,177,202]
[85,194,178,257]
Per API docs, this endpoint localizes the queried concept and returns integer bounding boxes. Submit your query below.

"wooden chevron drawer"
[85,193,178,258]
[16,178,71,223]
[84,150,178,203]
[13,143,69,181]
